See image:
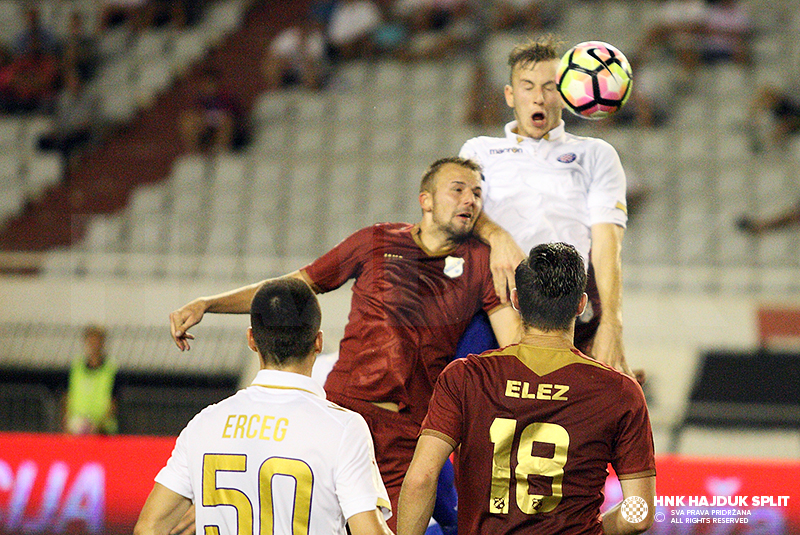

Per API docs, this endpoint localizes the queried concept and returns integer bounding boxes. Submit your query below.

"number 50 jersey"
[155,369,391,534]
[421,339,655,535]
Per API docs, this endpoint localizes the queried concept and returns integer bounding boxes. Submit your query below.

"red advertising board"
[0,433,798,534]
[0,432,175,535]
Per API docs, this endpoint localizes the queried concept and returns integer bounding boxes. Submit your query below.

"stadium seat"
[24,153,63,198]
[82,215,124,252]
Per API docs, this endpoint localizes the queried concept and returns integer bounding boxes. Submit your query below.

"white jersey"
[155,369,391,534]
[460,120,627,265]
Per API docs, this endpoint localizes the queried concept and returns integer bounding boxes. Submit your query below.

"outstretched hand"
[169,300,206,351]
[488,233,526,303]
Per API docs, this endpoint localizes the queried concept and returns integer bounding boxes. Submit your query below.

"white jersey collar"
[250,368,326,398]
[504,120,566,144]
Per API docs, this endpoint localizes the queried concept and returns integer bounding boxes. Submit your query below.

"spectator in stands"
[696,0,753,67]
[62,11,99,83]
[748,84,800,153]
[641,0,752,81]
[38,69,101,182]
[488,0,558,32]
[392,0,478,60]
[0,33,60,114]
[640,0,707,77]
[263,15,330,90]
[180,67,247,154]
[62,325,119,435]
[326,0,383,61]
[12,6,59,56]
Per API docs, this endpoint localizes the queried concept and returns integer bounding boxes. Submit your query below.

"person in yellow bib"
[63,325,118,435]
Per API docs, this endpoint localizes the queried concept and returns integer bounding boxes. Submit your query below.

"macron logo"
[489,148,522,155]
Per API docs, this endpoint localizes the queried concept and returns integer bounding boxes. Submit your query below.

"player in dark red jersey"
[169,156,521,530]
[398,242,655,535]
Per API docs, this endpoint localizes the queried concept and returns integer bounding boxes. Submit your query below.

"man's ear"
[510,287,520,312]
[247,327,258,353]
[504,83,515,108]
[419,190,432,213]
[314,330,323,354]
[577,293,588,317]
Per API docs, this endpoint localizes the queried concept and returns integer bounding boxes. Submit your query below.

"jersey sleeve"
[335,413,392,522]
[586,140,628,229]
[458,138,479,164]
[301,226,372,293]
[154,425,194,500]
[610,377,657,480]
[420,358,467,447]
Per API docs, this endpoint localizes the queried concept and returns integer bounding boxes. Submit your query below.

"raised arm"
[169,271,307,351]
[488,305,522,347]
[601,476,656,535]
[396,435,455,535]
[589,223,632,376]
[473,212,525,304]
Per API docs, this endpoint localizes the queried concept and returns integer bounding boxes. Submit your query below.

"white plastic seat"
[24,153,63,197]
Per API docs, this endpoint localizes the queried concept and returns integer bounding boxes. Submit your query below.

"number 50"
[489,418,569,515]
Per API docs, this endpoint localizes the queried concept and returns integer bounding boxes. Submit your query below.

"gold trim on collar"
[251,384,321,397]
[411,225,457,257]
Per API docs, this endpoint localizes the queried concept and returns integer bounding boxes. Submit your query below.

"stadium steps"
[0,0,307,267]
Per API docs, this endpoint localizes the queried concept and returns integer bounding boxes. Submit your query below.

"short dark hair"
[250,278,321,366]
[514,242,586,331]
[419,156,482,193]
[507,36,562,80]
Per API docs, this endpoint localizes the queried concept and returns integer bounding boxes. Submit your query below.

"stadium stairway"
[0,0,311,269]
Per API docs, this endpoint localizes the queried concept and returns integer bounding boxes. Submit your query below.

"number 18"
[488,418,570,515]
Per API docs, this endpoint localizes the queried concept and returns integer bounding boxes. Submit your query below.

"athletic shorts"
[325,392,419,527]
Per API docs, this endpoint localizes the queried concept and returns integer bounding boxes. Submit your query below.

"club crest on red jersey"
[444,256,464,278]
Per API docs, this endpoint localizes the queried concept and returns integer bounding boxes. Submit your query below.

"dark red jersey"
[422,337,656,535]
[301,222,504,424]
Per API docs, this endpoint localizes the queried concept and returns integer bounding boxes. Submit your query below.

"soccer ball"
[556,41,633,120]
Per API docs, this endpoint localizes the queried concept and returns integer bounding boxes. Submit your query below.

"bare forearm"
[473,212,501,245]
[202,271,306,314]
[602,504,638,535]
[397,476,437,535]
[200,281,264,314]
[591,226,624,327]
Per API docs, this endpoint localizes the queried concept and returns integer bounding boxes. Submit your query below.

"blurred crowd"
[261,0,762,134]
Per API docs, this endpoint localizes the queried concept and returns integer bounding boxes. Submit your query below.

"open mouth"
[456,212,473,222]
[532,112,546,123]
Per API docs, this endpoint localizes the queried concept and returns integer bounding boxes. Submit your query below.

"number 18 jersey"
[421,337,655,535]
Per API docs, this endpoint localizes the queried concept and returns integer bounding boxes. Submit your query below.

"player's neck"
[520,326,575,348]
[416,221,460,255]
[260,355,316,377]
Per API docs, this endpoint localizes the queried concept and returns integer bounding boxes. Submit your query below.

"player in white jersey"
[459,37,635,378]
[134,279,392,535]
